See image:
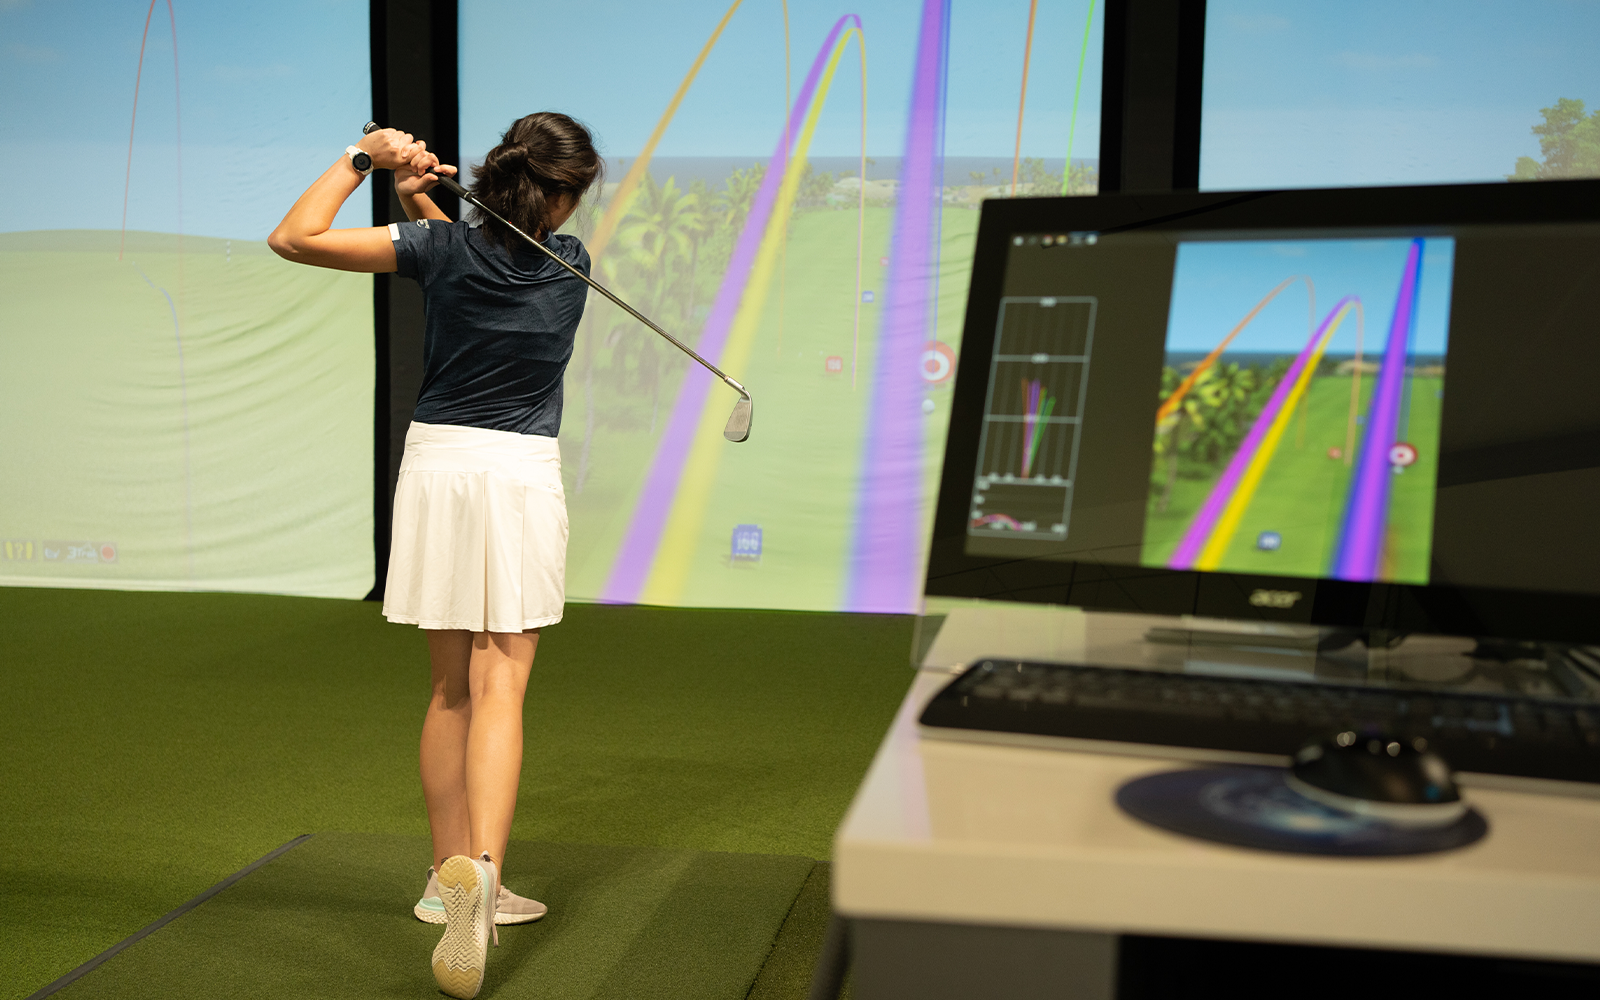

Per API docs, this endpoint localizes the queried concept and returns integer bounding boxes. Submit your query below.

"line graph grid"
[970,296,1097,539]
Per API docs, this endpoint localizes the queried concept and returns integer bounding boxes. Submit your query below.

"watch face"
[353,151,372,171]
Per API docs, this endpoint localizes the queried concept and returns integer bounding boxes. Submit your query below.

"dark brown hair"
[469,112,603,251]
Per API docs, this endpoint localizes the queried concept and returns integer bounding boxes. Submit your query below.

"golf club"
[365,123,752,443]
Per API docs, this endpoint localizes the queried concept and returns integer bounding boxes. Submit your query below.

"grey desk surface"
[834,608,1600,965]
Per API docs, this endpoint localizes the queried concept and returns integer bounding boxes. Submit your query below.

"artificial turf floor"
[51,833,819,1000]
[0,588,914,999]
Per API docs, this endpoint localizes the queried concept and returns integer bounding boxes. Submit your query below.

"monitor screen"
[927,181,1600,642]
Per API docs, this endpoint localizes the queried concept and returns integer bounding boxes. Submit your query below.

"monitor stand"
[1144,618,1322,652]
[918,602,1600,702]
[1142,618,1598,695]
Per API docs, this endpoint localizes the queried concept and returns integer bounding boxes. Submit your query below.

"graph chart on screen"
[968,296,1097,540]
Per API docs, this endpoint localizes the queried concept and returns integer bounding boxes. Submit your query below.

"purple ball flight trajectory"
[600,14,863,605]
[1331,238,1424,581]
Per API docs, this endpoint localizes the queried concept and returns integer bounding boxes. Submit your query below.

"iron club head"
[723,395,752,443]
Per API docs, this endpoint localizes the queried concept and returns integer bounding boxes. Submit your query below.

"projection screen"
[1,1,374,598]
[461,0,1103,613]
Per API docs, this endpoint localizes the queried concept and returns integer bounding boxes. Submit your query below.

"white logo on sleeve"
[416,219,430,229]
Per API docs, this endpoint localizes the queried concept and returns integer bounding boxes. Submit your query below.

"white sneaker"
[430,855,496,999]
[417,865,548,925]
[493,882,549,925]
[414,867,446,924]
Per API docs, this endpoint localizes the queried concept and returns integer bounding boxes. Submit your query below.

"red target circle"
[1389,443,1418,467]
[922,341,955,384]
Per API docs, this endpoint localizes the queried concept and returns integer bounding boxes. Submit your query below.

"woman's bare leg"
[421,630,474,867]
[466,630,539,870]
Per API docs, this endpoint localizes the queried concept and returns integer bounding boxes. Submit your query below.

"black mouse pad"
[1116,766,1489,856]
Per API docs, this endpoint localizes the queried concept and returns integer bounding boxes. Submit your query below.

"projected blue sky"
[1203,0,1600,188]
[2,0,368,238]
[11,1,1589,234]
[1165,239,1454,357]
[461,0,1103,161]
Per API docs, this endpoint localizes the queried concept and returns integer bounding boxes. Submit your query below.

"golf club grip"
[428,170,469,199]
[359,122,458,192]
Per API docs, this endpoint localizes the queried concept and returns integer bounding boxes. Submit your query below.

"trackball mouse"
[1287,731,1467,828]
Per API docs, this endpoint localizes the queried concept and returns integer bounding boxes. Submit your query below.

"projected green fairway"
[560,204,977,610]
[1144,373,1442,583]
[4,0,374,598]
[0,232,373,598]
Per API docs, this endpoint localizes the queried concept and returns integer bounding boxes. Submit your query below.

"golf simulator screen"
[970,236,1453,587]
[1,2,373,598]
[930,181,1600,637]
[461,0,1104,615]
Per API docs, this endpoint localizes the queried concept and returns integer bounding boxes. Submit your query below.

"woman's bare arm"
[268,128,421,272]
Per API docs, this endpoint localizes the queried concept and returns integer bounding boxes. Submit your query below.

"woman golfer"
[271,113,601,998]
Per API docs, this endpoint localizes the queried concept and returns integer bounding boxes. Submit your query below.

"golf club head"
[723,396,752,442]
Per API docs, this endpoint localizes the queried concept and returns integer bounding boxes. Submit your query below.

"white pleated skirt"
[382,421,568,632]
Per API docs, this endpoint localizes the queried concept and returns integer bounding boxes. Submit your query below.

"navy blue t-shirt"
[391,218,589,437]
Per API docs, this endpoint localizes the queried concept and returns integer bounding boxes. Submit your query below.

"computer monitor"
[925,179,1600,645]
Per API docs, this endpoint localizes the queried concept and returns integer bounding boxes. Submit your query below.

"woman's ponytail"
[469,113,603,252]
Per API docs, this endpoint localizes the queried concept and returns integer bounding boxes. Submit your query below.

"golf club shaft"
[361,125,746,400]
[429,171,745,399]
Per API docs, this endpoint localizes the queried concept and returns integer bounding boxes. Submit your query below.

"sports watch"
[345,145,374,178]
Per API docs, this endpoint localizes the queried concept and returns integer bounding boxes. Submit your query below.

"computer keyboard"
[919,659,1600,785]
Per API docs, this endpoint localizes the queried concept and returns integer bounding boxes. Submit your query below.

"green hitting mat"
[1,590,902,997]
[50,832,821,1000]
